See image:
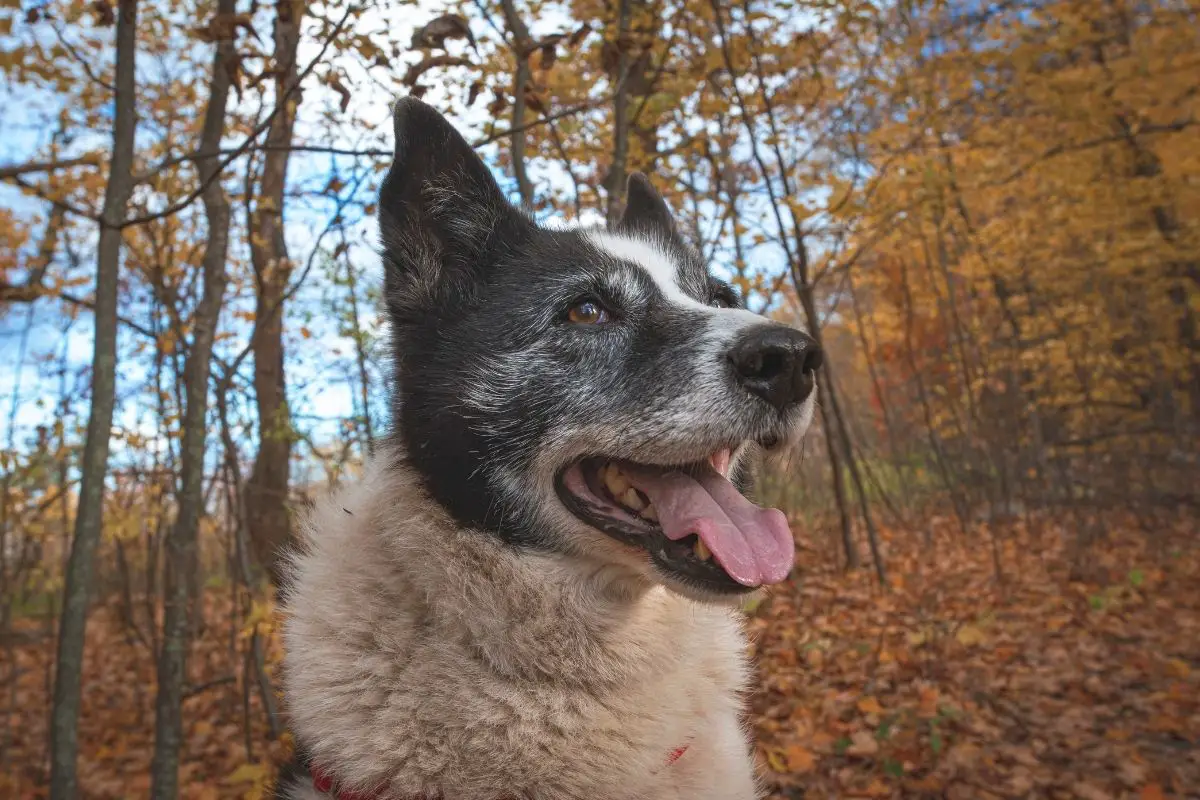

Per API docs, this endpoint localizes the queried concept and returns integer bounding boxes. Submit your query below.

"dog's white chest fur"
[281,457,761,799]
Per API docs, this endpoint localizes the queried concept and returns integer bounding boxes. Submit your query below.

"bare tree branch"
[0,155,102,181]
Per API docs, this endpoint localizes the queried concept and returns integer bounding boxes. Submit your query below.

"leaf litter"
[749,516,1199,799]
[1,516,1196,798]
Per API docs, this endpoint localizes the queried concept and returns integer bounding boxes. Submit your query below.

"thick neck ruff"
[311,744,691,799]
[282,451,760,799]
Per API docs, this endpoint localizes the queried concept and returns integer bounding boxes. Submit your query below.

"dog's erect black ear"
[613,172,677,238]
[379,97,530,317]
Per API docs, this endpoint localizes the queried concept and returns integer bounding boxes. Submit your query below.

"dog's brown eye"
[567,300,609,325]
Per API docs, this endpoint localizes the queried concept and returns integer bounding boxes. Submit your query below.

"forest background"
[1,0,1197,797]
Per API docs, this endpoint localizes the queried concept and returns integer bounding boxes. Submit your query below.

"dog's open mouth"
[555,449,795,593]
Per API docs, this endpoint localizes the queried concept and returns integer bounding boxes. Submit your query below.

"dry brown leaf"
[846,730,879,757]
[409,14,475,51]
[955,623,986,647]
[857,696,884,715]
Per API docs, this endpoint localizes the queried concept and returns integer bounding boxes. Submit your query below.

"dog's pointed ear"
[613,172,677,238]
[379,97,530,318]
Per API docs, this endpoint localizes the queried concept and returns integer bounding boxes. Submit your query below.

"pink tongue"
[624,465,795,587]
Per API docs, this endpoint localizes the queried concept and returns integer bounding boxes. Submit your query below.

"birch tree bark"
[49,1,140,795]
[246,0,304,585]
[149,0,238,794]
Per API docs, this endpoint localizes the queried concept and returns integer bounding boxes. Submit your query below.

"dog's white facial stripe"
[586,231,709,312]
[586,231,769,334]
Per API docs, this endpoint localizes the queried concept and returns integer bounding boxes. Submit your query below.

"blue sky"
[0,3,604,474]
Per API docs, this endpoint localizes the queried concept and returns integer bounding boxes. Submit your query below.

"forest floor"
[2,515,1197,799]
[749,515,1200,799]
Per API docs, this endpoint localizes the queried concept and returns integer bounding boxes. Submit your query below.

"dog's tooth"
[605,467,631,497]
[621,487,646,511]
[694,539,712,561]
[641,503,659,522]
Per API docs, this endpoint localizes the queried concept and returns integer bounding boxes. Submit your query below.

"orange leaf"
[784,744,816,773]
[1139,785,1165,800]
[863,778,891,797]
[1165,658,1190,678]
[857,696,884,715]
[918,687,940,718]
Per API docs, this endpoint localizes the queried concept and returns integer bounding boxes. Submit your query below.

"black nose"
[728,326,823,412]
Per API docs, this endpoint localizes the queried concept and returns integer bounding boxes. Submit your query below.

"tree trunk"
[847,275,910,497]
[792,279,860,570]
[605,0,634,225]
[246,0,304,585]
[498,0,534,208]
[48,2,139,796]
[706,0,865,572]
[818,383,859,569]
[149,0,236,794]
[821,356,888,584]
[340,238,375,457]
[898,255,971,532]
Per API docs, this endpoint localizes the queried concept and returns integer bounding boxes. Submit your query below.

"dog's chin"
[552,439,797,601]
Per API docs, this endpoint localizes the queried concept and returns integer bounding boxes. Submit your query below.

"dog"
[277,97,821,800]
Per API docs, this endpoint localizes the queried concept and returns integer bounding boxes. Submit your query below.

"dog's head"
[379,98,820,601]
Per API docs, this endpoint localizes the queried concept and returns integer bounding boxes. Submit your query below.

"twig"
[183,675,237,698]
[0,155,101,181]
[472,98,606,147]
[51,21,116,92]
[130,100,605,187]
[120,2,360,228]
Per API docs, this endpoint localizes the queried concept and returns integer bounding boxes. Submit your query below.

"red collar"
[312,744,689,799]
[311,765,387,800]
